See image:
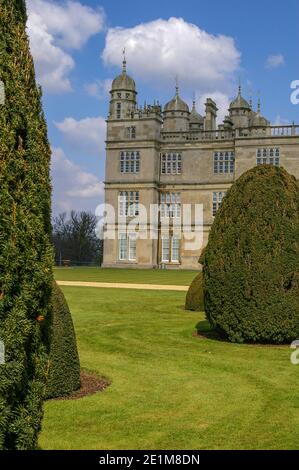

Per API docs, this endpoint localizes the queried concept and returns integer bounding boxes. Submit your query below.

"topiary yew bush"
[0,1,53,449]
[46,283,81,399]
[200,165,299,344]
[185,273,204,312]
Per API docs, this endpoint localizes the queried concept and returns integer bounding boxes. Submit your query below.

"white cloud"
[52,147,104,213]
[27,0,105,93]
[102,17,241,94]
[265,54,285,69]
[55,116,106,156]
[27,10,74,92]
[85,79,112,99]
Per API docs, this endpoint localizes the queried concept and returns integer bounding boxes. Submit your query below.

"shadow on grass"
[195,320,228,342]
[195,320,289,348]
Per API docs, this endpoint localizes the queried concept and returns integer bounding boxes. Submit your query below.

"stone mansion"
[103,58,299,269]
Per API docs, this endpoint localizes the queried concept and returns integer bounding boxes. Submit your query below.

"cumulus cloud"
[265,54,285,69]
[102,17,241,94]
[55,116,106,157]
[52,147,104,213]
[27,0,105,93]
[85,79,112,99]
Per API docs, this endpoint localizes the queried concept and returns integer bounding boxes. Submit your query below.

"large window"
[118,191,139,217]
[213,191,226,216]
[119,234,127,260]
[161,236,170,263]
[126,126,136,139]
[161,235,180,263]
[161,153,182,175]
[118,234,137,261]
[120,151,140,173]
[160,193,181,218]
[116,102,121,119]
[214,151,235,174]
[256,148,280,166]
[171,235,180,262]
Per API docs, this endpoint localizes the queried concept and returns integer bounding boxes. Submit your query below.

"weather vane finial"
[238,77,242,95]
[122,48,126,73]
[257,90,261,113]
[175,75,179,96]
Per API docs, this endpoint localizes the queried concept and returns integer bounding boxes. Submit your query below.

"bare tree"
[52,211,103,266]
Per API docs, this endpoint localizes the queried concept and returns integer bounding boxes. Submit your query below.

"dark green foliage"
[200,165,299,344]
[46,283,80,399]
[0,1,53,449]
[185,273,204,311]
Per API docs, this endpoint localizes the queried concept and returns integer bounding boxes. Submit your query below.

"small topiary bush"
[200,165,299,344]
[46,283,81,399]
[185,273,204,311]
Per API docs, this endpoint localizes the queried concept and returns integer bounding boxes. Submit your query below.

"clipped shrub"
[46,283,81,399]
[0,1,53,449]
[200,165,299,344]
[185,273,204,311]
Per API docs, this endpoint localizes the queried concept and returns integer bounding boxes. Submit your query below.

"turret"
[249,98,270,128]
[229,84,251,129]
[163,83,190,132]
[108,55,137,120]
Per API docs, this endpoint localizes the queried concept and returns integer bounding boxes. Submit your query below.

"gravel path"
[57,280,189,292]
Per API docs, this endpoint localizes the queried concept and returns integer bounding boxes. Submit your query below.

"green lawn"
[40,286,299,450]
[54,267,198,285]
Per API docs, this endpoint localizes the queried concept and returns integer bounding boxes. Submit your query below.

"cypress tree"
[0,0,53,449]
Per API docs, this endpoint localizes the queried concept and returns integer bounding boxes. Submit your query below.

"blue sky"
[26,0,299,215]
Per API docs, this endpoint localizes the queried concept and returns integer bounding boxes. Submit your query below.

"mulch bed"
[55,371,110,401]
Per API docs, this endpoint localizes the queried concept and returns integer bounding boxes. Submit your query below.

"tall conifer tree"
[0,0,53,449]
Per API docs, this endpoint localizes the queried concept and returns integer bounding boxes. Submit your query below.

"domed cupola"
[189,99,204,130]
[111,57,136,93]
[229,85,251,111]
[229,84,252,129]
[250,99,270,128]
[109,54,137,120]
[163,83,190,132]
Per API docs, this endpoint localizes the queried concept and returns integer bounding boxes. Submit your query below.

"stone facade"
[103,59,299,269]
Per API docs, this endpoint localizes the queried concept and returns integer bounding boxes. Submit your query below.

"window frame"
[213,151,235,174]
[256,147,280,166]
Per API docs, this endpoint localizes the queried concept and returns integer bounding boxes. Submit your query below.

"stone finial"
[122,48,127,74]
[175,75,179,96]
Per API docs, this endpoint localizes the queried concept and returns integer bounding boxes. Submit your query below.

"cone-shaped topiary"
[0,1,53,449]
[200,165,299,344]
[46,283,81,399]
[185,273,204,312]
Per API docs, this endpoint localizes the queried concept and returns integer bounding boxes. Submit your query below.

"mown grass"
[40,286,299,450]
[54,267,198,285]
